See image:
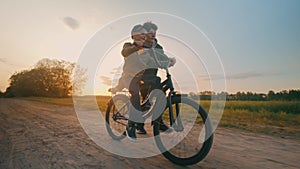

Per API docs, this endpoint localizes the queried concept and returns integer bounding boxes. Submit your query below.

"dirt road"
[0,98,299,169]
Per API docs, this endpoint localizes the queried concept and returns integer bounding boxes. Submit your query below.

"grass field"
[207,101,300,138]
[20,96,300,139]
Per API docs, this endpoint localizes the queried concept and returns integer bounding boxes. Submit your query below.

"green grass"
[221,108,300,137]
[223,101,300,114]
[200,100,300,114]
[200,100,300,138]
[19,96,300,139]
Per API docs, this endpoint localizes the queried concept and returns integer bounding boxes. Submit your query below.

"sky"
[0,0,299,95]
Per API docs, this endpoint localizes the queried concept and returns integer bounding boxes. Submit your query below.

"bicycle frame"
[161,69,177,127]
[111,68,183,129]
[138,68,178,122]
[106,67,213,165]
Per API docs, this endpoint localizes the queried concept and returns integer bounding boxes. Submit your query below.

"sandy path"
[0,98,299,169]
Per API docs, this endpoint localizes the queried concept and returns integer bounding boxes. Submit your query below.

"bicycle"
[105,68,214,166]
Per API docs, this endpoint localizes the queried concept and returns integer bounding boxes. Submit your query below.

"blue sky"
[0,0,299,94]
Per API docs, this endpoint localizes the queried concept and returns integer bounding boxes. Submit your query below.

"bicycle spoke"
[154,96,213,165]
[106,94,129,140]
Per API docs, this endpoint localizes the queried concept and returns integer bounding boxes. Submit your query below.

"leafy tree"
[72,65,88,96]
[7,58,87,97]
[267,90,275,100]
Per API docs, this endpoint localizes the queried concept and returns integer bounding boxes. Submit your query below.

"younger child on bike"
[109,24,174,141]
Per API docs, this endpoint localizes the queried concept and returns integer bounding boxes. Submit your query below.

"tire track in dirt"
[0,98,299,169]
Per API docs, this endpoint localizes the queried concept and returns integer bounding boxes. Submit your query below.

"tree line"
[0,58,87,98]
[0,59,298,101]
[189,90,300,101]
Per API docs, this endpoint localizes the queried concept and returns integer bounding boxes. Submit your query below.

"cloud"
[289,61,300,67]
[227,72,263,80]
[201,71,264,81]
[98,66,123,87]
[0,58,6,63]
[110,66,122,75]
[99,76,112,86]
[62,17,80,30]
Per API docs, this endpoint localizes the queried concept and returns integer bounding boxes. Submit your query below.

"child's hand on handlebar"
[169,57,176,67]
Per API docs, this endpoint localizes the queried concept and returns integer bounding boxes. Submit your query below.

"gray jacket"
[120,48,170,88]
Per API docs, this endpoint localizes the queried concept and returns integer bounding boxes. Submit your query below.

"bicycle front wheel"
[153,96,214,166]
[105,94,129,140]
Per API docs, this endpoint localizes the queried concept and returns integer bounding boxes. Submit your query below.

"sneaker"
[141,101,151,111]
[126,125,137,141]
[159,121,170,132]
[136,123,147,134]
[136,126,147,135]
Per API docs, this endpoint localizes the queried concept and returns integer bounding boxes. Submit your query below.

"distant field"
[202,101,300,138]
[21,96,300,139]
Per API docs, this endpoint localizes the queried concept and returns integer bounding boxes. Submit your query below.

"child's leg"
[128,77,142,124]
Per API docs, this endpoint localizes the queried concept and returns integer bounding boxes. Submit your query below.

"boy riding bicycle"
[109,23,175,141]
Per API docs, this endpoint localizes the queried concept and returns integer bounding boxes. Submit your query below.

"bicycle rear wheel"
[153,96,214,165]
[105,94,129,140]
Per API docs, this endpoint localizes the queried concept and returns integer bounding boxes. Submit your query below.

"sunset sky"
[0,0,299,95]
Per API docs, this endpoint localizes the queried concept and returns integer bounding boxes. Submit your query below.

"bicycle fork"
[168,93,184,132]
